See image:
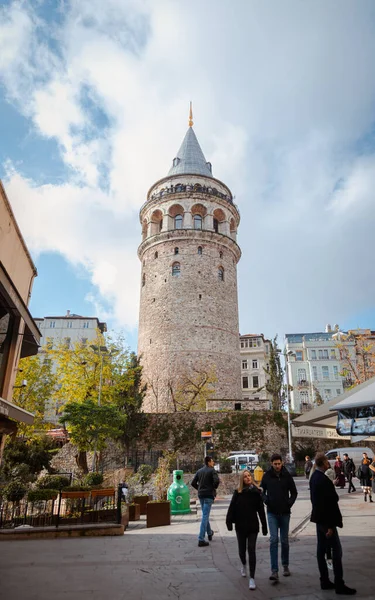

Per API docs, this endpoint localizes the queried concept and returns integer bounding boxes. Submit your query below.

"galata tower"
[138,106,242,411]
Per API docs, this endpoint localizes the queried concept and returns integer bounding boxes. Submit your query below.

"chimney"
[66,310,70,317]
[325,324,331,333]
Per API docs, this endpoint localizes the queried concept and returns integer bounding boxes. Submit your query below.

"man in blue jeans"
[191,456,220,547]
[261,453,297,581]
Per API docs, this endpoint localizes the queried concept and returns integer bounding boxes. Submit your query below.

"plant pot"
[146,501,171,528]
[133,494,152,515]
[128,503,140,521]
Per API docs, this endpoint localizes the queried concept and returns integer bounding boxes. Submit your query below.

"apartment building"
[240,333,272,410]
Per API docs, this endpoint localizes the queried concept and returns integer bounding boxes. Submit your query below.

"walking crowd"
[192,450,375,595]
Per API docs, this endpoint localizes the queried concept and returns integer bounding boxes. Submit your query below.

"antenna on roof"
[188,101,193,127]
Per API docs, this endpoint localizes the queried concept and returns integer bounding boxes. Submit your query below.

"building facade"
[285,324,355,413]
[0,181,40,461]
[240,334,272,409]
[138,112,242,411]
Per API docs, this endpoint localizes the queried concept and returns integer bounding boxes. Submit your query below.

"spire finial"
[188,101,193,127]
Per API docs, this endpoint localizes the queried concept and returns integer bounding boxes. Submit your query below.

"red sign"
[201,431,212,439]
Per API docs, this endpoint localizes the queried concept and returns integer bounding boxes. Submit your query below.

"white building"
[34,311,107,423]
[285,324,355,413]
[240,334,272,410]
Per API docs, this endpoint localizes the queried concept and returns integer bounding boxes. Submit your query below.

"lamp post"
[284,349,295,464]
[90,344,108,472]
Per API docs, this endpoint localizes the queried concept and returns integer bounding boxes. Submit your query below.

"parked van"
[227,451,259,472]
[325,447,373,468]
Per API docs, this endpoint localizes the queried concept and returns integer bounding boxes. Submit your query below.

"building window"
[295,350,303,361]
[297,368,307,383]
[265,344,269,354]
[323,349,329,359]
[218,267,224,281]
[312,366,318,381]
[175,214,183,229]
[322,366,329,380]
[249,338,259,348]
[330,349,336,359]
[242,360,248,370]
[252,359,258,369]
[67,321,72,329]
[155,251,158,259]
[219,251,223,258]
[300,390,309,405]
[336,389,341,396]
[83,321,90,328]
[333,365,339,380]
[49,321,55,328]
[318,349,323,359]
[234,403,242,411]
[81,338,88,345]
[213,218,219,233]
[242,376,249,389]
[324,389,332,399]
[172,262,181,277]
[198,246,202,255]
[311,349,316,359]
[253,376,259,388]
[193,215,202,229]
[142,273,146,287]
[174,247,179,255]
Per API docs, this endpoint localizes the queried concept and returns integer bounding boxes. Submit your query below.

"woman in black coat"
[359,453,373,502]
[226,470,267,591]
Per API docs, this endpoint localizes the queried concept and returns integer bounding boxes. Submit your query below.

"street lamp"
[90,344,108,471]
[283,349,295,464]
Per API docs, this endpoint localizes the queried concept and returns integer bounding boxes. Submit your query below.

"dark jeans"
[316,524,343,586]
[268,513,290,572]
[198,497,214,541]
[347,474,356,492]
[236,530,258,577]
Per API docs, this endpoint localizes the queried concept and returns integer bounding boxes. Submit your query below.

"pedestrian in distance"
[359,452,373,502]
[334,456,346,489]
[304,455,313,479]
[226,469,268,591]
[260,453,298,582]
[342,453,356,493]
[191,456,220,546]
[310,452,356,595]
[370,457,375,497]
[324,466,335,572]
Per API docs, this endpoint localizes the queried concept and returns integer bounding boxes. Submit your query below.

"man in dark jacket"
[342,453,356,493]
[261,453,297,581]
[310,453,356,595]
[304,455,313,479]
[191,456,220,547]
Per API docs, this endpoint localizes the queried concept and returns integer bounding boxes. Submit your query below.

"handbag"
[357,466,362,479]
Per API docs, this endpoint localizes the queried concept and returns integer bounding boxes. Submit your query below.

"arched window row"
[149,184,233,204]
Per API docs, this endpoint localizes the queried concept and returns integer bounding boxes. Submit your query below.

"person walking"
[226,469,268,590]
[359,452,373,502]
[261,453,298,581]
[191,456,220,546]
[310,453,356,595]
[334,456,346,489]
[370,457,375,498]
[342,453,356,493]
[304,455,313,480]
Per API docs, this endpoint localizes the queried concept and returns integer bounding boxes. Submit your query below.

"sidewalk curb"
[290,513,311,538]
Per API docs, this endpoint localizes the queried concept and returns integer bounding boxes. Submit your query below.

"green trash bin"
[167,470,191,515]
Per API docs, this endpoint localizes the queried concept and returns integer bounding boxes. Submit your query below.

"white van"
[227,452,259,472]
[325,447,373,468]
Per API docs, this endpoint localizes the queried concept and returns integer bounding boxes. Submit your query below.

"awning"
[0,396,34,425]
[0,261,40,358]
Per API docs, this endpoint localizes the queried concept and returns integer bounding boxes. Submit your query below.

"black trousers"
[316,524,343,586]
[347,474,356,492]
[236,529,258,577]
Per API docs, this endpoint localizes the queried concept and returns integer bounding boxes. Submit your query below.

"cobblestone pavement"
[0,479,373,600]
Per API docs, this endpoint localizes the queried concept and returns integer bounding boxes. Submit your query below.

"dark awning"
[0,261,40,358]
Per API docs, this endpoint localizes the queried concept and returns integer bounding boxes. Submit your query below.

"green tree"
[262,336,284,411]
[114,353,146,455]
[167,366,217,412]
[60,399,127,473]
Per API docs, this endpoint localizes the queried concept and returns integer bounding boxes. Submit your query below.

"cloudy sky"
[1,0,375,351]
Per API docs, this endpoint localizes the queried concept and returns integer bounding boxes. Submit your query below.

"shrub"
[62,485,91,492]
[28,489,59,502]
[83,472,104,487]
[2,479,28,502]
[219,458,232,474]
[36,475,71,490]
[136,464,153,492]
[154,451,175,501]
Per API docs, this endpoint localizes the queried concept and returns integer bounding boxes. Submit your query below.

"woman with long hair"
[226,469,267,591]
[359,452,373,502]
[334,456,345,488]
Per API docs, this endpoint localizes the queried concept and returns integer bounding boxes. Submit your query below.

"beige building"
[138,112,242,411]
[240,334,272,409]
[0,181,40,460]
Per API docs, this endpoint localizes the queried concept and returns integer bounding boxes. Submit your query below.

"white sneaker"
[240,565,246,577]
[249,578,256,590]
[326,559,333,571]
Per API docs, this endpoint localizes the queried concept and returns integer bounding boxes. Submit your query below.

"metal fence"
[0,488,119,529]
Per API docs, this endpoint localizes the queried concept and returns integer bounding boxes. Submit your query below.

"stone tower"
[138,108,242,411]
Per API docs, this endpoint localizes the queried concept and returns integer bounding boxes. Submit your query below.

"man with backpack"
[191,456,220,547]
[342,453,356,493]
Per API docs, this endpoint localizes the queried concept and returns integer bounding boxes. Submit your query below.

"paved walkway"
[1,479,373,599]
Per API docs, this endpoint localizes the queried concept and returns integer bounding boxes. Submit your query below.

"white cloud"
[2,0,375,338]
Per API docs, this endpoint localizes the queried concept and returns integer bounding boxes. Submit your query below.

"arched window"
[142,273,146,287]
[213,218,219,233]
[219,251,223,259]
[218,267,224,281]
[193,214,202,230]
[175,214,183,229]
[154,251,158,259]
[172,262,181,277]
[198,246,203,255]
[174,247,179,255]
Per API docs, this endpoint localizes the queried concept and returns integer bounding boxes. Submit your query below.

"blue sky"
[1,0,375,353]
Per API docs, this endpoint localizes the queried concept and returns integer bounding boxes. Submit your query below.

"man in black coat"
[191,456,220,547]
[342,453,356,493]
[261,453,298,581]
[310,453,356,595]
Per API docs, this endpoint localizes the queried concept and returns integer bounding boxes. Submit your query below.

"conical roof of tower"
[168,127,213,177]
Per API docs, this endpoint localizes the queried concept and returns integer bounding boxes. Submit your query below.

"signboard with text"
[291,424,350,440]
